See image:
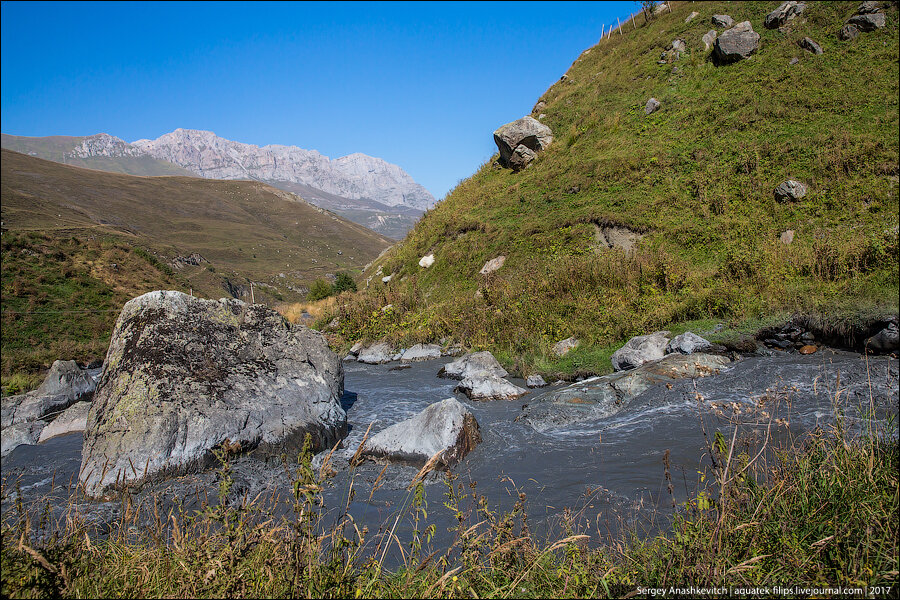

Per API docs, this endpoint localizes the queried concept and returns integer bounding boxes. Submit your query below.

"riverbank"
[2,411,897,598]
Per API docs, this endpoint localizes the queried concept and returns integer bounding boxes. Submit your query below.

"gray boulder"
[526,375,548,388]
[671,39,687,54]
[456,373,527,401]
[1,420,46,458]
[400,344,442,362]
[702,30,718,51]
[848,13,885,31]
[765,1,807,29]
[839,24,860,40]
[865,320,899,353]
[1,360,96,428]
[519,354,732,432]
[79,291,346,497]
[713,21,760,65]
[552,337,580,357]
[645,97,662,115]
[799,37,823,54]
[711,14,734,28]
[857,1,882,14]
[666,332,713,355]
[439,351,508,380]
[360,397,481,467]
[357,342,396,364]
[774,179,808,202]
[479,255,506,275]
[493,116,553,171]
[38,401,91,443]
[611,331,671,371]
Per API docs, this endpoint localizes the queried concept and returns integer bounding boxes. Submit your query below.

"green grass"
[2,407,896,598]
[325,0,899,376]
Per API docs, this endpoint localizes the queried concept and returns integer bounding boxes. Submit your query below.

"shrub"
[307,278,333,302]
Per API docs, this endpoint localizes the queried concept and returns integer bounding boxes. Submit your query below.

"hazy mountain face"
[132,129,435,211]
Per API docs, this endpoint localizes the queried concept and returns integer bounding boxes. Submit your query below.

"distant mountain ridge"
[1,130,436,238]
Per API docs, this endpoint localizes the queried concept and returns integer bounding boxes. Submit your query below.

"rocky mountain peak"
[71,133,144,158]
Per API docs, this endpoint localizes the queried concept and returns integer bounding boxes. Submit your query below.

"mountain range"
[1,129,435,238]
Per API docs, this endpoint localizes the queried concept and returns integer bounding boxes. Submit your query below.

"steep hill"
[329,0,899,376]
[2,129,435,238]
[1,149,392,385]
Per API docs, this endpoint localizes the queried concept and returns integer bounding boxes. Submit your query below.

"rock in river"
[79,291,346,497]
[455,373,527,401]
[438,351,508,380]
[611,331,670,371]
[359,397,481,467]
[518,353,732,432]
[1,360,96,428]
[357,342,396,364]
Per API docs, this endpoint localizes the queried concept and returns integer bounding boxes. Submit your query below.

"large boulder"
[456,373,527,401]
[865,320,899,353]
[713,21,760,65]
[518,354,732,432]
[439,351,508,380]
[38,401,92,443]
[79,291,346,497]
[1,360,96,428]
[359,398,481,467]
[764,1,807,29]
[357,342,396,364]
[493,116,553,171]
[611,331,670,371]
[848,13,885,31]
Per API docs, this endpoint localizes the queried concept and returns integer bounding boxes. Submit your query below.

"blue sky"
[2,1,636,199]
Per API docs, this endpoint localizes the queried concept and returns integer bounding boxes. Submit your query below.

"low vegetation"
[324,0,899,377]
[2,397,897,598]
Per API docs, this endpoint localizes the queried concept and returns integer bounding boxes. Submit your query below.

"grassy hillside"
[1,149,392,390]
[327,0,899,376]
[0,133,196,177]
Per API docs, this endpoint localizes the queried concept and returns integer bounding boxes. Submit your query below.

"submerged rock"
[518,353,732,432]
[79,291,346,497]
[611,331,671,371]
[360,398,481,467]
[439,351,508,380]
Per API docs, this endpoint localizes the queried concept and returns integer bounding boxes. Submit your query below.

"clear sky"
[2,1,636,200]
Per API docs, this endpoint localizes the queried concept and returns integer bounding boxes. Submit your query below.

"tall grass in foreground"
[2,391,897,598]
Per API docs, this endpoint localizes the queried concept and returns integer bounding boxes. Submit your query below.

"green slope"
[330,0,899,375]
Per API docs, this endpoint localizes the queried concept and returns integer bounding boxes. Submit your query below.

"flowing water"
[2,349,897,556]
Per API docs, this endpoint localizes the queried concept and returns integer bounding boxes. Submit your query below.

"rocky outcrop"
[1,360,96,428]
[132,129,435,211]
[848,13,885,31]
[439,351,508,380]
[71,133,145,159]
[764,1,807,29]
[518,354,732,432]
[493,117,553,171]
[711,14,734,28]
[38,402,91,443]
[359,398,481,467]
[400,344,442,362]
[666,332,713,355]
[611,331,670,371]
[774,179,808,202]
[713,22,760,65]
[455,373,527,401]
[357,342,396,364]
[799,37,823,55]
[79,291,346,497]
